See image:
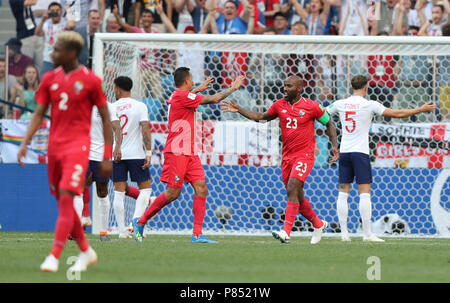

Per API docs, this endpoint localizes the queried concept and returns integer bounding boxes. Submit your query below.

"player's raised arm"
[200,75,245,104]
[97,104,113,178]
[17,103,48,166]
[221,99,276,122]
[382,102,436,118]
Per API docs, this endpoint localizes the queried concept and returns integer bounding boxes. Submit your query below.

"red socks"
[51,193,89,259]
[82,186,90,218]
[193,196,206,237]
[126,186,140,200]
[283,201,299,236]
[138,192,169,225]
[299,198,323,228]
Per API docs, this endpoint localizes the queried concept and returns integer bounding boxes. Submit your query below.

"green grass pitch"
[0,232,449,283]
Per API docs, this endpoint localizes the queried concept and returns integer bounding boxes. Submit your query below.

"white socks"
[336,192,349,237]
[133,188,152,220]
[98,195,110,233]
[74,195,83,219]
[359,193,373,238]
[113,191,126,234]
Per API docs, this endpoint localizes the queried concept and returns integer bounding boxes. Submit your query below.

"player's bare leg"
[113,181,129,238]
[190,180,217,244]
[337,183,351,241]
[358,184,384,242]
[96,181,111,241]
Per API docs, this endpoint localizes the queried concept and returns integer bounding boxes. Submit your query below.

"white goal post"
[91,33,450,238]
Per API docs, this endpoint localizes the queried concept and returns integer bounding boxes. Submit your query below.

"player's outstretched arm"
[382,102,436,118]
[98,104,113,178]
[221,100,276,122]
[192,77,213,94]
[112,120,122,163]
[140,121,152,170]
[17,103,48,166]
[200,76,245,105]
[325,119,339,163]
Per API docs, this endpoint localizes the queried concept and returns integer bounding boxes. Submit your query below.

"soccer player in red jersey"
[222,75,339,244]
[17,31,113,272]
[133,67,244,243]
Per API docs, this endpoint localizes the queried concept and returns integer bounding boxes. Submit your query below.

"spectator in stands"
[134,0,173,33]
[176,0,209,33]
[113,4,161,33]
[443,21,450,35]
[59,0,104,28]
[371,0,408,35]
[13,65,40,120]
[417,0,448,36]
[237,0,267,34]
[100,0,135,32]
[392,0,417,35]
[256,0,281,27]
[9,0,44,71]
[272,11,290,34]
[105,13,121,32]
[75,9,101,68]
[215,0,249,34]
[281,0,309,28]
[35,2,75,76]
[0,58,17,118]
[338,0,369,36]
[289,0,331,35]
[290,20,307,34]
[4,38,34,80]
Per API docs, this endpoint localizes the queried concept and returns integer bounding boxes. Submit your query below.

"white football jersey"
[112,97,149,160]
[89,102,119,161]
[327,96,386,155]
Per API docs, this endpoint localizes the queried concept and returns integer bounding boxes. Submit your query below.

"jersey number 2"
[345,111,356,133]
[58,92,69,111]
[119,114,128,135]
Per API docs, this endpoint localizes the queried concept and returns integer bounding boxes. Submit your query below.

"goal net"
[92,34,450,238]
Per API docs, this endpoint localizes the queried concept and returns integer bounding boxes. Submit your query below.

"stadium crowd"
[1,0,450,121]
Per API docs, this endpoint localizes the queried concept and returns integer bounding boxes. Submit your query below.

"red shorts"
[47,150,89,196]
[160,153,205,188]
[281,156,315,188]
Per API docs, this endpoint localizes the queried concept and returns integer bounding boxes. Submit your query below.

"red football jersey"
[163,89,205,155]
[35,66,107,155]
[267,97,327,160]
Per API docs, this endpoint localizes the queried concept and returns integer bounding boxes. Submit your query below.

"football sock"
[283,201,299,237]
[98,195,110,233]
[126,186,140,200]
[299,198,323,228]
[133,188,152,219]
[113,191,126,234]
[70,207,89,252]
[337,192,350,236]
[51,193,75,259]
[359,193,372,237]
[82,186,90,217]
[138,192,169,225]
[192,196,207,237]
[73,195,83,219]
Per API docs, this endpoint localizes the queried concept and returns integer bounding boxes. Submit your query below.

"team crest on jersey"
[175,175,180,182]
[51,83,59,91]
[74,81,84,94]
[299,110,305,117]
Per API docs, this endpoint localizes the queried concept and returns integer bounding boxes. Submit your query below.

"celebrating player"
[111,76,153,238]
[327,75,436,242]
[73,102,123,241]
[222,75,339,244]
[133,67,244,243]
[17,31,113,272]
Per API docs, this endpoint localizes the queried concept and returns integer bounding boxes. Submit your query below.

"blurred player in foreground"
[222,75,339,244]
[327,75,436,242]
[133,67,244,243]
[17,31,113,272]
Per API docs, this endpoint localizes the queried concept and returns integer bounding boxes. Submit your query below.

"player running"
[326,75,436,242]
[73,102,123,241]
[17,31,113,272]
[133,67,244,243]
[111,76,153,239]
[222,75,339,244]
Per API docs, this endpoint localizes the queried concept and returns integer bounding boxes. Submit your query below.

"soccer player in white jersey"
[73,102,123,241]
[327,75,436,242]
[111,76,152,238]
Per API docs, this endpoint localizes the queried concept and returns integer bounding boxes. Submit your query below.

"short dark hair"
[224,0,238,9]
[408,25,420,32]
[48,2,62,10]
[351,75,368,90]
[114,76,133,91]
[273,12,288,21]
[173,67,191,87]
[442,22,450,36]
[433,4,445,12]
[292,21,308,30]
[142,8,154,17]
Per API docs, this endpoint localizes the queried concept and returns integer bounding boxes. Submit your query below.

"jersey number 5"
[345,111,356,133]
